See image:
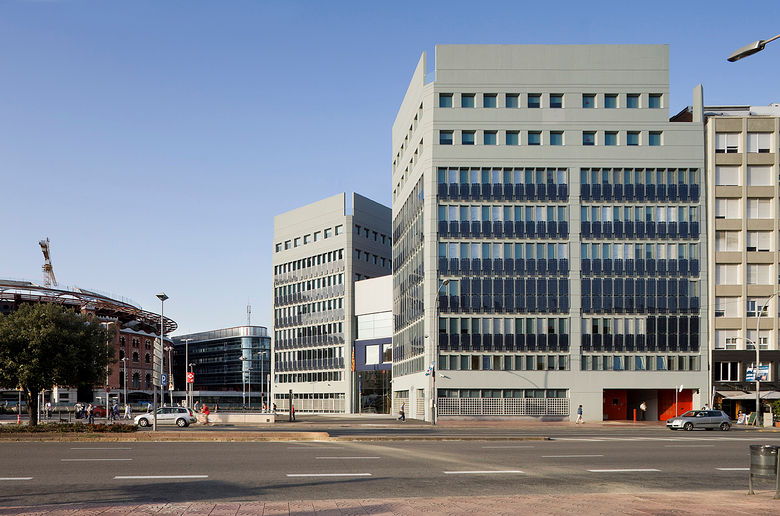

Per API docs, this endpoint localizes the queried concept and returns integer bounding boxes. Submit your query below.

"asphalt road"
[2,429,780,507]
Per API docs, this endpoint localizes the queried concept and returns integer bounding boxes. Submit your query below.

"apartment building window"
[275,243,282,252]
[747,330,771,351]
[335,225,343,235]
[528,94,541,108]
[528,131,541,145]
[324,228,332,238]
[605,132,617,146]
[582,132,595,146]
[648,94,662,108]
[483,94,497,108]
[550,94,563,108]
[747,198,772,218]
[483,131,497,145]
[439,93,453,108]
[715,198,741,219]
[314,231,321,242]
[626,94,639,108]
[550,131,563,146]
[506,131,519,145]
[715,264,741,285]
[440,130,453,145]
[747,132,772,153]
[715,297,740,317]
[747,264,772,285]
[604,94,618,108]
[715,133,740,153]
[284,240,291,250]
[715,231,740,252]
[649,131,662,146]
[747,298,770,317]
[293,237,300,248]
[626,132,639,146]
[748,166,772,186]
[462,131,475,145]
[461,94,475,108]
[747,231,771,252]
[506,94,519,108]
[582,94,595,108]
[715,362,739,381]
[715,330,740,350]
[714,166,740,186]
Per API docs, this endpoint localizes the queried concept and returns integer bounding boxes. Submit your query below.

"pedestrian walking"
[112,403,120,421]
[201,404,210,425]
[214,402,219,413]
[290,405,296,422]
[272,403,277,414]
[87,403,95,424]
[398,402,406,422]
[124,403,131,419]
[147,402,152,413]
[46,402,52,419]
[575,404,584,424]
[639,401,647,421]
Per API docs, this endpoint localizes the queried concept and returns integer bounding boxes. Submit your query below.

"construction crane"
[39,238,57,287]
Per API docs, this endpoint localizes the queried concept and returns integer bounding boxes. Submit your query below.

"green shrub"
[0,422,137,433]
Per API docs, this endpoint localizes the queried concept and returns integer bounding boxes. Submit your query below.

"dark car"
[667,410,731,431]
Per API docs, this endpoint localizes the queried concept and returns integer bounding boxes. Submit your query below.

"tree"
[0,303,114,425]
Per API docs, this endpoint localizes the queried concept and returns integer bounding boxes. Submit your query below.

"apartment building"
[701,104,780,416]
[272,193,391,413]
[391,45,708,422]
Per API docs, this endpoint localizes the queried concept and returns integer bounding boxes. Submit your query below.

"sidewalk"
[1,490,777,515]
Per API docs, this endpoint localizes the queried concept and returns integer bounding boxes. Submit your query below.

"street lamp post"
[258,350,267,411]
[239,355,251,409]
[751,292,778,425]
[183,338,192,408]
[432,279,450,426]
[154,292,168,432]
[728,33,780,62]
[164,345,174,406]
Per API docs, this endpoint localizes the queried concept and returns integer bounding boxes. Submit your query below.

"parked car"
[666,410,731,431]
[134,407,197,428]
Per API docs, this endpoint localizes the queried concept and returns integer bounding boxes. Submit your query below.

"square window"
[605,132,617,146]
[550,94,563,108]
[335,225,343,235]
[627,94,639,108]
[483,94,497,108]
[528,131,541,145]
[550,131,563,145]
[582,131,595,146]
[627,132,639,146]
[275,243,282,252]
[649,131,661,146]
[528,94,541,108]
[439,131,453,145]
[439,93,453,108]
[506,131,519,145]
[483,131,497,145]
[605,94,618,108]
[506,94,519,108]
[461,94,475,108]
[582,94,595,108]
[462,131,475,145]
[649,94,662,108]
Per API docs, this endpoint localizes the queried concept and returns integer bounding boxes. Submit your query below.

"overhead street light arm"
[728,33,780,62]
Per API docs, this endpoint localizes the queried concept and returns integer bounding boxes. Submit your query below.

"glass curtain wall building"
[391,45,708,422]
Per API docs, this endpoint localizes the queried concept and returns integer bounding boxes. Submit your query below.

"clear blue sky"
[2,0,779,335]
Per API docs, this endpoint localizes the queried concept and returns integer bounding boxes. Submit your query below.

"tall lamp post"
[164,344,174,406]
[239,356,252,409]
[154,292,168,432]
[727,33,780,61]
[746,292,779,425]
[432,279,450,425]
[183,338,192,408]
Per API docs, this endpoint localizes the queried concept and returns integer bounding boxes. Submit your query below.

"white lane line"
[664,445,715,448]
[70,447,132,450]
[588,469,660,473]
[552,438,605,442]
[0,477,33,481]
[115,475,209,480]
[61,458,132,462]
[482,446,535,449]
[444,470,524,475]
[542,454,604,458]
[286,473,372,477]
[315,456,380,460]
[717,467,749,471]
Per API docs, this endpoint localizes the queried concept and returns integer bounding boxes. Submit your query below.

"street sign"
[746,365,769,381]
[168,383,174,391]
[187,372,195,384]
[161,373,168,386]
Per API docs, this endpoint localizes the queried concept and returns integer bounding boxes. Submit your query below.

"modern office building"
[172,326,271,406]
[696,104,780,416]
[391,45,708,422]
[354,275,393,413]
[272,193,391,413]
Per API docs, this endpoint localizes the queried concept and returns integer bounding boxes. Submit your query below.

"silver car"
[666,410,731,431]
[134,407,197,428]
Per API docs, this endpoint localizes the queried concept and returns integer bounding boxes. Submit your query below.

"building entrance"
[602,389,692,421]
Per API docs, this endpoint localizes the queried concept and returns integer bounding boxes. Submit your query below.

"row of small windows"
[714,165,778,187]
[581,242,700,260]
[277,346,343,362]
[439,167,568,185]
[276,372,344,383]
[439,354,569,372]
[275,274,344,297]
[438,242,568,260]
[439,130,662,147]
[715,297,780,318]
[120,337,151,349]
[581,168,701,186]
[274,249,344,275]
[438,388,568,399]
[275,297,344,320]
[275,226,344,253]
[439,205,568,223]
[439,316,569,335]
[715,330,773,351]
[275,322,344,342]
[581,206,701,223]
[715,198,776,219]
[354,249,391,268]
[580,355,700,372]
[354,225,391,246]
[119,349,152,364]
[715,231,772,252]
[715,132,776,154]
[439,92,663,110]
[715,264,775,286]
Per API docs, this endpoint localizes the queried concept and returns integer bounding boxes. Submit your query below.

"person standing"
[639,401,647,421]
[46,402,52,420]
[124,403,131,420]
[290,404,296,422]
[202,404,210,425]
[576,404,584,424]
[398,402,406,422]
[87,403,94,424]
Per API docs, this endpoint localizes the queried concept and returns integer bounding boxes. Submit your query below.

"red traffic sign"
[186,372,195,384]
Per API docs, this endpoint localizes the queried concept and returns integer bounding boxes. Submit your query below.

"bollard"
[748,445,780,499]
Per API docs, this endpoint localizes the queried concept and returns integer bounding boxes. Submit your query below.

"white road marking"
[542,454,604,458]
[114,475,208,479]
[61,458,132,462]
[482,446,535,449]
[0,477,32,481]
[444,470,524,475]
[70,447,132,450]
[286,473,372,477]
[716,467,749,471]
[588,469,660,473]
[315,456,381,460]
[553,438,605,442]
[664,445,715,448]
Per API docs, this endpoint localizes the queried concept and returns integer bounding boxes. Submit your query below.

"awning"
[720,391,780,400]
